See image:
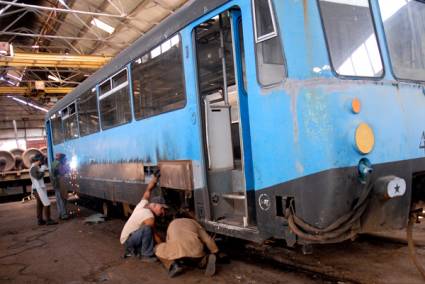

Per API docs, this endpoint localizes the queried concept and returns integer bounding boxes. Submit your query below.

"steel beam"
[0,52,111,68]
[0,31,108,41]
[0,1,128,18]
[0,87,73,94]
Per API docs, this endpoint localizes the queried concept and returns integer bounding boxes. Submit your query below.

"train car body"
[46,0,425,245]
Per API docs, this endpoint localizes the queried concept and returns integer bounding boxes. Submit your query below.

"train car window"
[252,0,285,86]
[99,80,111,95]
[253,0,277,42]
[196,13,236,96]
[378,0,425,82]
[78,87,100,137]
[62,103,79,140]
[318,0,383,78]
[112,69,127,87]
[99,69,132,129]
[131,34,186,119]
[51,112,64,145]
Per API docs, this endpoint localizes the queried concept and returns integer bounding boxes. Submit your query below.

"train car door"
[195,9,255,228]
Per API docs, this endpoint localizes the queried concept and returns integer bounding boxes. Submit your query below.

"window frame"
[77,87,101,138]
[98,67,133,130]
[252,0,287,88]
[98,68,129,101]
[61,101,80,141]
[316,0,386,80]
[131,33,187,121]
[50,112,64,145]
[252,0,279,43]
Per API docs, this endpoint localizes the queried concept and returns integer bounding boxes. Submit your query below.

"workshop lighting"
[7,73,22,82]
[91,18,115,34]
[48,74,61,82]
[7,96,48,112]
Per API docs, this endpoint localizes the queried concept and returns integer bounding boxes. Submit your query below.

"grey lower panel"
[78,178,147,205]
[254,157,425,243]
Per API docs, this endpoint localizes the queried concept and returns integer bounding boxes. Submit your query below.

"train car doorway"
[195,9,255,228]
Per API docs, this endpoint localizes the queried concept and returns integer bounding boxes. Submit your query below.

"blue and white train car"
[46,0,425,245]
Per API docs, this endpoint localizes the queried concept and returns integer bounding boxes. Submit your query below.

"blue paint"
[47,0,425,196]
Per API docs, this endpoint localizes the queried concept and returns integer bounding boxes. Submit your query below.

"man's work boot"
[122,248,134,259]
[46,219,58,225]
[168,262,183,278]
[205,254,216,277]
[37,219,46,226]
[60,214,69,220]
[140,256,157,263]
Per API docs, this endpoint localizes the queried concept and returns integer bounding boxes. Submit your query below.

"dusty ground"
[1,196,424,284]
[0,197,323,284]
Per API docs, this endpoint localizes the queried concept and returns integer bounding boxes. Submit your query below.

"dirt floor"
[0,196,323,284]
[0,196,424,284]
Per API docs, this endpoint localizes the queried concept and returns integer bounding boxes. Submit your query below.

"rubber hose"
[407,214,425,282]
[290,182,373,235]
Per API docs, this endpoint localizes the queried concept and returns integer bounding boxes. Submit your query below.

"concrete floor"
[0,197,320,284]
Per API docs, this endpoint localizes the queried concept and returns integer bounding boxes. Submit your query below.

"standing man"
[51,153,69,220]
[155,217,219,277]
[30,154,57,226]
[120,172,167,262]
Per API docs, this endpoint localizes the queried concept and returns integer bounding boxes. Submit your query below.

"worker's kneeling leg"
[139,226,154,257]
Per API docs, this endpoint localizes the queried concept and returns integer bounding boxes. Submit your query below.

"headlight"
[355,123,375,154]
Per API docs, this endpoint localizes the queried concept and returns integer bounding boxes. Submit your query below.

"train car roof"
[46,0,229,118]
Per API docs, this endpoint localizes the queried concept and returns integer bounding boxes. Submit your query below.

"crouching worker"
[119,173,167,262]
[155,217,219,277]
[30,154,58,226]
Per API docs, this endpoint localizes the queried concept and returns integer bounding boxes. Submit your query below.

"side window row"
[51,1,285,145]
[51,34,186,145]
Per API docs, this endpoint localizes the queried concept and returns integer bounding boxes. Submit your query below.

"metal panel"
[204,101,234,170]
[78,162,145,182]
[158,160,193,190]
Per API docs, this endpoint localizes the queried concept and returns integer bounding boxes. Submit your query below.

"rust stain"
[303,0,309,25]
[302,0,313,69]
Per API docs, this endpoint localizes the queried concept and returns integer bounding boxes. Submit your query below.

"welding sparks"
[69,156,78,170]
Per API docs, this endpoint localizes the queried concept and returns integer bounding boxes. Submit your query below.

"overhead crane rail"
[0,52,111,69]
[0,86,73,95]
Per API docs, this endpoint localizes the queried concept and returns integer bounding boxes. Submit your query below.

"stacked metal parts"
[0,147,45,172]
[0,151,15,172]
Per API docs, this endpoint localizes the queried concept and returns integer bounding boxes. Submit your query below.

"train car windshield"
[378,0,425,82]
[318,0,383,78]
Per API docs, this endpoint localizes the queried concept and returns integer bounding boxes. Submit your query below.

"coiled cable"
[286,180,373,244]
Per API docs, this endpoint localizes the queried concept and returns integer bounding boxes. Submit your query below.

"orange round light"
[352,98,361,114]
[355,123,375,154]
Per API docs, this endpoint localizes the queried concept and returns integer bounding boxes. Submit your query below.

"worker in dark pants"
[123,225,155,259]
[30,154,57,226]
[120,171,167,262]
[51,153,69,220]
